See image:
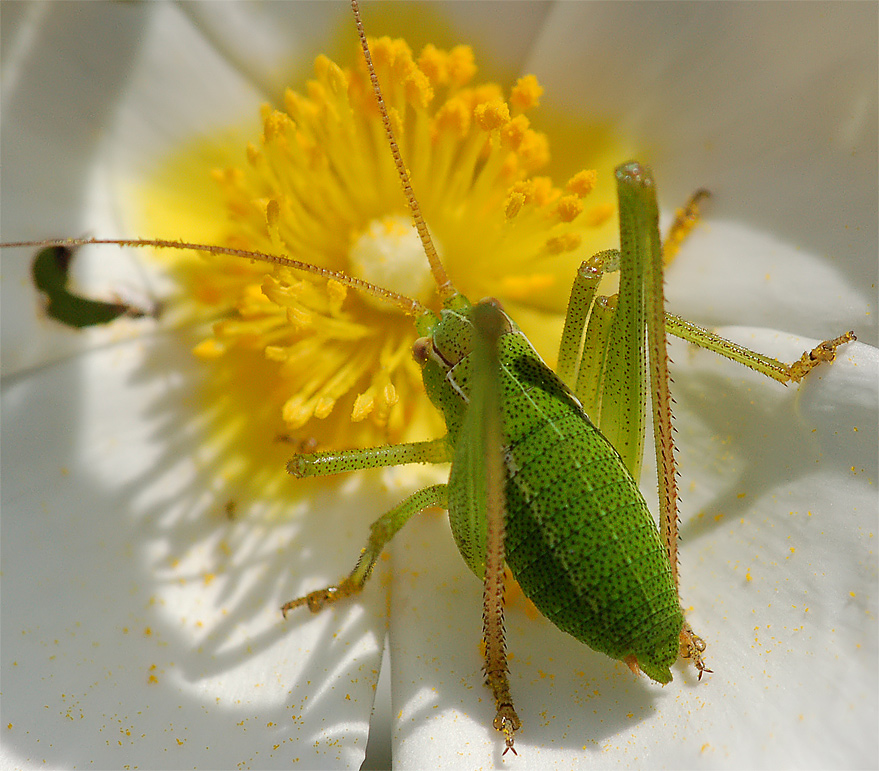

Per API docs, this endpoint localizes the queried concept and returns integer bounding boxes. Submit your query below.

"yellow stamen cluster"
[172,38,614,460]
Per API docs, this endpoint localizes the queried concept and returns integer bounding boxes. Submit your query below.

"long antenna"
[2,238,428,316]
[350,0,455,302]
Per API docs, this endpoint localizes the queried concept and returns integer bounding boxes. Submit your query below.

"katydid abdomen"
[423,301,683,685]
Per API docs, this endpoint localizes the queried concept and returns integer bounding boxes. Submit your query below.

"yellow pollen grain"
[474,99,510,131]
[286,306,314,330]
[284,88,313,123]
[326,280,347,310]
[265,199,281,244]
[306,80,329,111]
[263,110,291,142]
[283,398,313,429]
[383,380,398,407]
[324,59,348,95]
[556,195,584,223]
[313,53,332,80]
[417,44,447,85]
[508,179,534,202]
[447,45,477,86]
[510,75,543,112]
[315,396,336,419]
[404,68,433,109]
[530,177,555,206]
[438,98,472,140]
[545,233,582,255]
[505,191,526,219]
[387,106,405,142]
[517,131,551,171]
[193,339,226,360]
[500,115,531,151]
[585,203,615,227]
[370,37,395,68]
[568,170,598,197]
[351,392,374,422]
[470,83,504,107]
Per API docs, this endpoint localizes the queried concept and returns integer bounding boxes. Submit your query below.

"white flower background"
[1,2,877,770]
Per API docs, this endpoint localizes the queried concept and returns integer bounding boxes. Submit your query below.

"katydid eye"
[412,337,432,364]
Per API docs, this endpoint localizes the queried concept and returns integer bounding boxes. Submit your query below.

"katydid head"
[413,297,513,370]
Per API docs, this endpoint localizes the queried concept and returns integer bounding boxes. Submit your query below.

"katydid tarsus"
[2,0,857,755]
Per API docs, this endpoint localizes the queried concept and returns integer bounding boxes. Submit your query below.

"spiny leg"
[558,163,710,675]
[620,165,681,587]
[282,438,453,613]
[619,164,717,679]
[554,170,857,684]
[666,315,856,383]
[679,622,711,679]
[658,185,856,378]
[288,437,451,478]
[470,302,521,753]
[662,188,711,265]
[281,484,448,616]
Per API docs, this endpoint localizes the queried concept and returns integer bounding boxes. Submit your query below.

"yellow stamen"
[568,169,598,197]
[137,36,626,494]
[475,99,511,131]
[510,75,543,113]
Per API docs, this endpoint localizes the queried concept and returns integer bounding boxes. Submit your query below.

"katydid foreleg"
[281,438,453,612]
[287,437,450,477]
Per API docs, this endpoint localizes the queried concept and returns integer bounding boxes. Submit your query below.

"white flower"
[2,2,876,769]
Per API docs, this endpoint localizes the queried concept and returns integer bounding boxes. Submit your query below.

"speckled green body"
[421,299,683,683]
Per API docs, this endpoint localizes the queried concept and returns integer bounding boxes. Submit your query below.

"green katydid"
[2,0,857,755]
[272,3,854,752]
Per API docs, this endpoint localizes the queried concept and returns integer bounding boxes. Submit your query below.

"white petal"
[665,219,868,340]
[1,334,397,769]
[388,331,877,768]
[530,2,876,345]
[3,2,876,769]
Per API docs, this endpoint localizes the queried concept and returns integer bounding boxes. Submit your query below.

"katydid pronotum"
[2,0,857,755]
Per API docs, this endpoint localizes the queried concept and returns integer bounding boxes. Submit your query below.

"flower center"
[139,36,624,492]
[349,215,436,311]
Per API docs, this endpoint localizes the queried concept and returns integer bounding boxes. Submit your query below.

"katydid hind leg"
[564,163,708,673]
[447,300,521,753]
[281,484,448,615]
[477,302,521,755]
[620,162,712,675]
[556,249,618,397]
